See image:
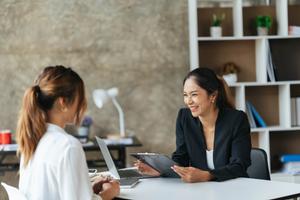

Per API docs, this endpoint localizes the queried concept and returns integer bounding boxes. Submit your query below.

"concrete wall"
[0,0,189,185]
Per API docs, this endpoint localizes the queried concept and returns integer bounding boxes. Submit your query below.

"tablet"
[131,153,178,174]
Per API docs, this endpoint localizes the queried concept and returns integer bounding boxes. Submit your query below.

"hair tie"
[34,85,41,94]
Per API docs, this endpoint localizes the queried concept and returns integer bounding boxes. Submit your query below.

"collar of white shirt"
[46,123,67,134]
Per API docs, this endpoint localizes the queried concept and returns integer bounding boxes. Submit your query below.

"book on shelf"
[266,40,278,82]
[281,154,300,163]
[288,97,300,127]
[289,26,300,36]
[291,97,297,126]
[246,101,267,128]
[246,101,256,128]
[296,97,300,126]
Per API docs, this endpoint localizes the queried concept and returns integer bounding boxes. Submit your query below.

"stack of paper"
[103,137,133,145]
[289,26,300,35]
[281,154,300,175]
[0,144,18,151]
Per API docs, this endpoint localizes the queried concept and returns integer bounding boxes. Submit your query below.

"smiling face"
[183,78,217,118]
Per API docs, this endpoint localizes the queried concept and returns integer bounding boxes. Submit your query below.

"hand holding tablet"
[131,153,178,176]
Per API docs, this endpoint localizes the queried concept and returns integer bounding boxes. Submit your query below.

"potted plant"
[78,116,93,137]
[210,13,225,37]
[220,62,240,85]
[255,15,272,36]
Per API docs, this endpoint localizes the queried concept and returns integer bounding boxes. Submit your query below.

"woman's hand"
[99,180,120,200]
[134,160,160,176]
[171,165,213,183]
[91,176,111,194]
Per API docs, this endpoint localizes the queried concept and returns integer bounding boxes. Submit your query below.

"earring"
[62,107,68,112]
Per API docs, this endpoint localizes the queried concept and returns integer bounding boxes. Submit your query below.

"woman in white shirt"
[16,65,119,200]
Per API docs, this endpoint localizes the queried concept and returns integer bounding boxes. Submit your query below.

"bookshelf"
[188,0,300,173]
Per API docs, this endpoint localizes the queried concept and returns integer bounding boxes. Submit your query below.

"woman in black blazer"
[136,68,251,182]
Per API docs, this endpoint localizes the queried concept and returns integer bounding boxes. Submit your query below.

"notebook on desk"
[95,136,153,188]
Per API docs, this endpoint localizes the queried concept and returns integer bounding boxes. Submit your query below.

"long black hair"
[183,67,234,109]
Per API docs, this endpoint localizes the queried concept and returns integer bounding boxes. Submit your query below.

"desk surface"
[119,178,300,200]
[0,136,142,153]
[0,136,142,171]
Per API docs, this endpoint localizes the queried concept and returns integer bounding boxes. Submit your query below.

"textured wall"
[0,0,188,171]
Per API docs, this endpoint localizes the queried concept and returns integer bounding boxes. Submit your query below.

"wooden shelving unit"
[188,0,300,173]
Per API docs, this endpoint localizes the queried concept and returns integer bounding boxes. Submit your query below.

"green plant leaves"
[255,15,272,29]
[212,13,225,27]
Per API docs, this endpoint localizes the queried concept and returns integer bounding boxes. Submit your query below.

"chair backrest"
[247,148,270,180]
[1,182,27,200]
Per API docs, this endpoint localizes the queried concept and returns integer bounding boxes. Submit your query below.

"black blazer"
[170,107,251,181]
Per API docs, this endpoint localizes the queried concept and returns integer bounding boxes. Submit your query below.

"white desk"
[118,178,300,200]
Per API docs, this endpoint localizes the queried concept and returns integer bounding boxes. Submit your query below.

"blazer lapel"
[192,117,208,169]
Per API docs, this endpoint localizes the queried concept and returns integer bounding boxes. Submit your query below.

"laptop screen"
[95,136,120,179]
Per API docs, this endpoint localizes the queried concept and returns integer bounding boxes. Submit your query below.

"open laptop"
[95,136,149,188]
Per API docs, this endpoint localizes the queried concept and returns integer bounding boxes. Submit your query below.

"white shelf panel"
[198,36,258,41]
[268,35,300,40]
[198,35,300,41]
[270,126,300,132]
[251,126,300,132]
[289,81,300,85]
[228,81,300,87]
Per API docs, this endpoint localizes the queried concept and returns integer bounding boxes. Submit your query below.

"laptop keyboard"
[118,169,143,178]
[120,177,139,187]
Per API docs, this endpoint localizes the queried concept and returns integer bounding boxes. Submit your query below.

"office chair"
[247,148,271,180]
[1,182,27,200]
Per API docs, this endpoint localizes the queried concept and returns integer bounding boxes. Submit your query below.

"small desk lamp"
[93,87,125,138]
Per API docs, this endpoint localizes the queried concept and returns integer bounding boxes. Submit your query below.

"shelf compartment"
[270,130,300,171]
[290,84,300,97]
[269,38,300,81]
[288,4,300,27]
[197,7,233,37]
[198,40,256,82]
[245,86,279,127]
[243,6,277,36]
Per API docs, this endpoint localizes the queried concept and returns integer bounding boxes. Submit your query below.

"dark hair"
[17,65,87,167]
[183,67,234,109]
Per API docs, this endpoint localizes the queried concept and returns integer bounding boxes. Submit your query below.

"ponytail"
[16,66,87,168]
[17,86,47,167]
[216,76,235,109]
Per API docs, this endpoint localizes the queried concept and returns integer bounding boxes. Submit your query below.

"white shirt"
[206,149,215,170]
[19,123,101,200]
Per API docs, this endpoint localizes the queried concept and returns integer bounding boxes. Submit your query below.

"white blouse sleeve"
[92,194,102,200]
[57,145,101,200]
